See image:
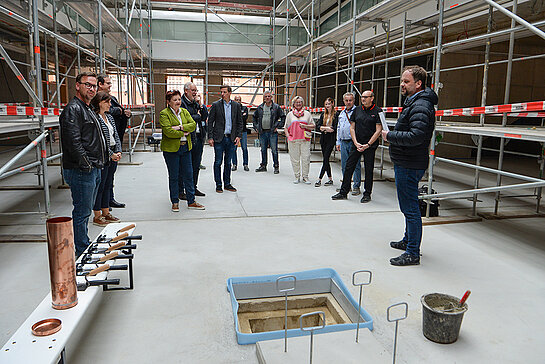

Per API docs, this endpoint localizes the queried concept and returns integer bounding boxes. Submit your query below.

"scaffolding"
[0,0,154,215]
[270,0,545,217]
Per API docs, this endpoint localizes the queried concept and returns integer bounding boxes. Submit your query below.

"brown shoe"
[103,213,120,222]
[172,203,180,212]
[93,216,110,226]
[224,185,237,192]
[188,202,205,210]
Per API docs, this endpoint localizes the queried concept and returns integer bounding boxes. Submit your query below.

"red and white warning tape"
[0,106,61,116]
[0,103,155,116]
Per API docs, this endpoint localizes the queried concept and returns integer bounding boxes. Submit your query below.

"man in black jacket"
[180,82,207,197]
[60,72,107,257]
[231,95,249,171]
[253,91,285,174]
[331,90,383,203]
[207,85,243,193]
[97,74,128,208]
[382,65,438,266]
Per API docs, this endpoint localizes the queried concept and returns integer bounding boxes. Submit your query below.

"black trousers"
[339,146,377,196]
[319,136,335,179]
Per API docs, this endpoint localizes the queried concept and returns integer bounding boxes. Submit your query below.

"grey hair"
[343,92,355,100]
[263,90,272,95]
[291,95,305,107]
[184,82,195,91]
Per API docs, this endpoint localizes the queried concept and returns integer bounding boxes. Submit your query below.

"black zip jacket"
[253,102,285,134]
[315,111,339,145]
[388,88,438,170]
[60,96,107,171]
[181,95,208,142]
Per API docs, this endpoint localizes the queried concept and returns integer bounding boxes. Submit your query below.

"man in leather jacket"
[60,72,107,257]
[180,82,207,197]
[97,74,129,208]
[382,65,438,267]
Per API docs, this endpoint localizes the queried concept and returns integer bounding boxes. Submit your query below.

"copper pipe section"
[46,217,78,310]
[31,318,62,336]
[117,224,135,234]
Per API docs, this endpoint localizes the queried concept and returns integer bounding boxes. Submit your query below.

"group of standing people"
[60,72,130,257]
[60,65,437,267]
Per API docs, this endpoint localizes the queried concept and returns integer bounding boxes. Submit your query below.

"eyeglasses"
[79,82,97,90]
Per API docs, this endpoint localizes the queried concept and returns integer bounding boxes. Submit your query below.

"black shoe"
[232,165,237,171]
[360,194,371,203]
[195,189,206,197]
[331,193,347,200]
[216,187,223,193]
[390,240,407,251]
[324,180,333,186]
[109,200,125,208]
[274,167,279,174]
[179,193,187,201]
[199,164,206,170]
[390,252,420,266]
[256,166,267,172]
[225,185,237,192]
[244,165,249,171]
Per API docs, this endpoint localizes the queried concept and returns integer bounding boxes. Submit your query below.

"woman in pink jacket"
[284,96,315,184]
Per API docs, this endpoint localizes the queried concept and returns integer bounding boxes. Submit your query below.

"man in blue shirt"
[207,85,243,193]
[336,92,361,195]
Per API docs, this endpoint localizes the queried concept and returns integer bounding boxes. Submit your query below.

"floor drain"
[227,268,373,344]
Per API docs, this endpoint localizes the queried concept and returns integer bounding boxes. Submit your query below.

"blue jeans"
[163,143,195,205]
[232,132,248,166]
[63,168,101,257]
[394,165,426,256]
[259,131,279,168]
[214,135,235,187]
[93,161,116,211]
[340,140,361,189]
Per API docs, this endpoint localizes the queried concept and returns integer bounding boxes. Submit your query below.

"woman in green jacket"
[160,90,205,212]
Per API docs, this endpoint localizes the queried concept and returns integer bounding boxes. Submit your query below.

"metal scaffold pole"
[285,5,290,107]
[426,0,444,218]
[31,0,51,214]
[98,0,104,73]
[494,0,517,215]
[472,5,493,216]
[126,0,133,163]
[205,0,209,105]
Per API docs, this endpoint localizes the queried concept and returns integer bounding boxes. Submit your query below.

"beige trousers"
[288,140,311,179]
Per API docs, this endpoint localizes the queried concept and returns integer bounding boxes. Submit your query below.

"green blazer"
[159,107,196,152]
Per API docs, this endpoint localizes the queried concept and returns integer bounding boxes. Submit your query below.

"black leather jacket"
[60,96,107,171]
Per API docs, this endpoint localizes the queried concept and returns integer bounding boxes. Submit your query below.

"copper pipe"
[46,217,78,310]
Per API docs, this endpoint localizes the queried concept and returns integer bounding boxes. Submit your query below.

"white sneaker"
[293,178,300,184]
[302,178,311,184]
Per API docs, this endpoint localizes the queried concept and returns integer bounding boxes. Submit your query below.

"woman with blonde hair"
[284,96,315,184]
[315,97,339,187]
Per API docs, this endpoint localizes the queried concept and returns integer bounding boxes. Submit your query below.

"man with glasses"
[332,90,383,203]
[60,72,107,257]
[180,81,207,197]
[334,92,361,195]
[97,73,129,208]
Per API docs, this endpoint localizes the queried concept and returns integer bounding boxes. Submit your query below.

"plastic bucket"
[421,293,468,344]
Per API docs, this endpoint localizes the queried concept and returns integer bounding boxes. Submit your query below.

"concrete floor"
[1,144,545,363]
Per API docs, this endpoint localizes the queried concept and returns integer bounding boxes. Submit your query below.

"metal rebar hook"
[387,302,408,364]
[352,270,372,343]
[299,311,326,364]
[275,275,296,353]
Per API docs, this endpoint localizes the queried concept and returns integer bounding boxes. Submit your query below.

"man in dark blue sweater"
[382,65,438,266]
